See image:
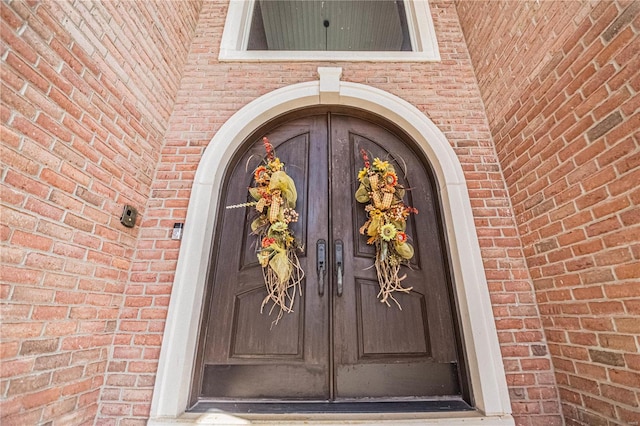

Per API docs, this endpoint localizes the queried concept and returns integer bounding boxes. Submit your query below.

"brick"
[599,333,638,351]
[597,27,635,67]
[601,383,637,407]
[11,286,54,303]
[42,396,77,420]
[610,368,640,388]
[5,169,50,198]
[614,318,640,334]
[608,106,639,141]
[2,410,42,425]
[589,349,625,366]
[586,216,622,237]
[582,64,616,100]
[592,196,631,219]
[605,282,640,298]
[603,226,640,249]
[7,372,51,397]
[20,338,59,355]
[575,360,608,380]
[583,316,615,332]
[10,230,53,251]
[1,82,37,118]
[568,374,601,395]
[586,111,623,142]
[35,113,72,142]
[602,1,640,42]
[589,301,625,314]
[615,262,640,279]
[33,352,71,371]
[31,305,69,320]
[584,395,617,419]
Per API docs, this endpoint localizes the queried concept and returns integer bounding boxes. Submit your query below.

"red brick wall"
[455,0,595,131]
[0,0,201,424]
[457,1,640,425]
[97,1,561,425]
[2,0,590,425]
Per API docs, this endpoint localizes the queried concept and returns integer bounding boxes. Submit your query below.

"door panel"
[201,116,329,400]
[196,112,461,405]
[330,115,458,399]
[356,280,430,356]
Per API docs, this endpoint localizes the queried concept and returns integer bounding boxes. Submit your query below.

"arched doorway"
[149,69,512,425]
[190,109,470,410]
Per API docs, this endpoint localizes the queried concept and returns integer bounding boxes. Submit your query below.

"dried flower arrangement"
[228,137,304,324]
[355,149,418,308]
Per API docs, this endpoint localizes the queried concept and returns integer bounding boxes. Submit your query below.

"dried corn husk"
[372,191,383,209]
[382,192,393,209]
[369,174,379,189]
[269,194,281,222]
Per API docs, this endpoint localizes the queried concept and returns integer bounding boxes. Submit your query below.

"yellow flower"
[369,209,383,218]
[358,168,368,181]
[268,158,283,171]
[373,158,389,171]
[380,223,397,241]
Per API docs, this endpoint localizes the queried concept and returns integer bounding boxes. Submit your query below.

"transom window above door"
[219,0,440,61]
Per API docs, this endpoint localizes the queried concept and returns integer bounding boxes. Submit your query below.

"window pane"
[248,0,412,51]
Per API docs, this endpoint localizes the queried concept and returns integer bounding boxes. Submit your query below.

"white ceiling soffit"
[258,0,404,51]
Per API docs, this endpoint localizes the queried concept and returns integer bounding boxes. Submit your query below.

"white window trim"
[148,68,513,425]
[218,0,441,62]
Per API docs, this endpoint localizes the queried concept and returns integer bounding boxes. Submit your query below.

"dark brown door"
[194,112,462,405]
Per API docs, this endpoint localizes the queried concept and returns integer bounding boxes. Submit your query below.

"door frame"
[149,68,514,426]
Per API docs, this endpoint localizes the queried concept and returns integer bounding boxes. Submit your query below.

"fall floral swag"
[228,137,304,325]
[355,149,418,308]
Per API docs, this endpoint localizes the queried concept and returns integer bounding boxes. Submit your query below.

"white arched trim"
[149,68,514,426]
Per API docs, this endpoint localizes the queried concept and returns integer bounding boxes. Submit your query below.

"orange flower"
[384,171,398,187]
[254,166,268,182]
[261,237,276,248]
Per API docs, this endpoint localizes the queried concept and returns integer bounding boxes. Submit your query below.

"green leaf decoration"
[251,216,268,232]
[249,187,261,200]
[269,171,297,207]
[392,219,406,231]
[395,242,414,259]
[367,216,381,237]
[270,251,292,284]
[355,184,370,203]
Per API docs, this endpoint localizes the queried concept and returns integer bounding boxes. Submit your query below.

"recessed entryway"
[148,69,512,425]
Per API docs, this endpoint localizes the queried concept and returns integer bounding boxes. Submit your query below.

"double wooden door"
[194,112,464,406]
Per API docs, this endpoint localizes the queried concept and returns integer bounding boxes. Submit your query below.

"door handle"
[317,239,326,296]
[335,240,344,297]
